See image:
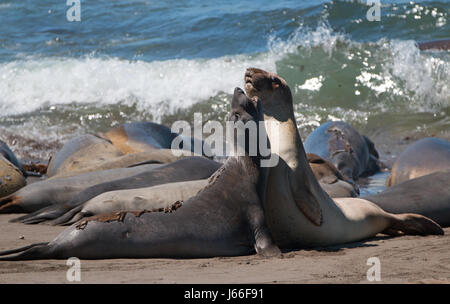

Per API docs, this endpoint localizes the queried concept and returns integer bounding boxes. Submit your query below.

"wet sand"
[0,214,449,284]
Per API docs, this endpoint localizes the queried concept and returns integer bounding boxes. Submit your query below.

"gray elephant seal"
[0,87,280,260]
[364,171,450,227]
[55,179,209,226]
[244,67,443,248]
[15,156,222,225]
[386,137,450,187]
[304,121,380,182]
[0,164,162,214]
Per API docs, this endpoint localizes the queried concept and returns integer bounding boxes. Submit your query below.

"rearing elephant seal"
[386,137,450,187]
[0,87,280,260]
[244,67,443,248]
[304,121,380,182]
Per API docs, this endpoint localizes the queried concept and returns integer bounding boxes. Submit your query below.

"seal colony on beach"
[0,87,281,260]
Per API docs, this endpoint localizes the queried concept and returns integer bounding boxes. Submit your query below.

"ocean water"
[0,0,449,181]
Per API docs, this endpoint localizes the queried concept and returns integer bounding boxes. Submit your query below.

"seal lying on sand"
[364,171,450,227]
[0,140,26,176]
[304,121,381,182]
[244,67,443,248]
[102,122,210,155]
[0,155,26,198]
[53,179,209,226]
[386,137,450,187]
[14,156,222,224]
[0,164,163,214]
[0,87,280,260]
[53,153,360,226]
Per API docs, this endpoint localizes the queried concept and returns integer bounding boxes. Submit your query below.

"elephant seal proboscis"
[15,156,222,225]
[304,121,381,182]
[364,171,450,227]
[0,164,163,215]
[244,67,443,248]
[386,137,450,187]
[0,87,280,260]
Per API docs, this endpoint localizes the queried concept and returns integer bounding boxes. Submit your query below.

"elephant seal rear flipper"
[0,87,280,260]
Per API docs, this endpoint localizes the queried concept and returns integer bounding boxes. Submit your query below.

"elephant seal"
[417,39,450,51]
[0,87,280,260]
[0,155,26,198]
[364,171,450,227]
[15,156,222,224]
[386,137,450,187]
[304,121,380,182]
[46,134,124,178]
[102,122,209,155]
[244,67,443,248]
[307,153,359,198]
[0,164,163,214]
[0,140,26,175]
[53,179,209,226]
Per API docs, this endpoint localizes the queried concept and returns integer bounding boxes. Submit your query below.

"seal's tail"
[0,195,24,213]
[10,205,64,224]
[383,213,444,236]
[0,242,52,261]
[50,205,86,226]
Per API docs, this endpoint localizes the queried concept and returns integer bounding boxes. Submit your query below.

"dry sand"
[0,213,449,284]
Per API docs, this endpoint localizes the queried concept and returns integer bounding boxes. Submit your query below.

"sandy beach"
[0,214,449,284]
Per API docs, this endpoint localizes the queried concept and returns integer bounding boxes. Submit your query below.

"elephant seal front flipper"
[0,87,280,260]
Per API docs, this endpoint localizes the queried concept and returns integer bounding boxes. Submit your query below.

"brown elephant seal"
[364,171,450,227]
[46,134,124,178]
[0,164,163,214]
[0,155,26,198]
[307,153,359,197]
[386,137,450,187]
[0,140,26,176]
[102,122,209,155]
[417,39,450,51]
[244,67,443,248]
[54,179,209,226]
[14,156,222,225]
[0,87,280,260]
[304,121,381,182]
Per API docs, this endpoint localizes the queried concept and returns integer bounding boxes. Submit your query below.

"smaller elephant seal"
[386,137,450,187]
[54,179,209,226]
[0,164,163,214]
[102,122,210,156]
[364,171,450,227]
[0,87,280,260]
[307,153,359,198]
[417,39,450,51]
[14,156,222,224]
[0,155,26,198]
[304,121,380,182]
